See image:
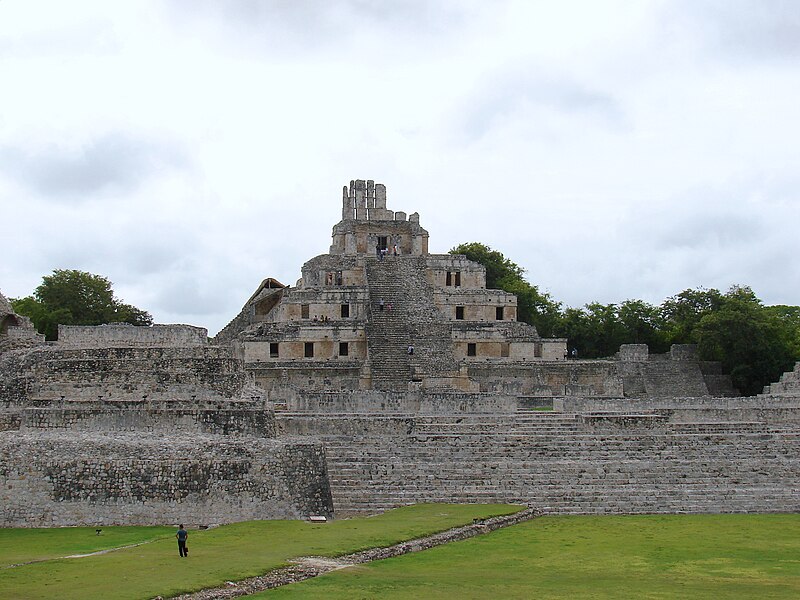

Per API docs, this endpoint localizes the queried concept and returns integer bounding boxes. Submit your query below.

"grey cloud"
[164,0,473,54]
[190,0,466,31]
[665,0,800,61]
[151,271,237,316]
[650,212,763,250]
[0,18,120,58]
[459,67,626,141]
[0,134,190,201]
[629,183,767,252]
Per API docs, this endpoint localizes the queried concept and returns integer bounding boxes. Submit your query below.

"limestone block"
[620,344,649,362]
[370,209,394,220]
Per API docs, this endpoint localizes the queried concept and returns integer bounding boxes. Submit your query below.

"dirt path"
[164,506,541,600]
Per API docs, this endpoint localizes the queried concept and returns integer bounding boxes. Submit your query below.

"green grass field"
[256,513,800,599]
[0,526,174,568]
[0,504,520,600]
[2,509,799,599]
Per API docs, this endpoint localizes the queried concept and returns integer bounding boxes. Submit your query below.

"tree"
[660,287,724,345]
[692,286,796,396]
[764,305,800,359]
[618,299,669,353]
[556,306,593,357]
[450,242,526,289]
[450,242,561,336]
[11,269,152,340]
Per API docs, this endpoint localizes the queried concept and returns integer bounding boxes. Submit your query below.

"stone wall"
[17,401,277,437]
[468,360,624,396]
[0,337,334,527]
[17,346,247,403]
[58,324,208,348]
[252,363,365,393]
[278,390,519,414]
[0,432,332,526]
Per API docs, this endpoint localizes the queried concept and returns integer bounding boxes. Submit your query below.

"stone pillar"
[342,186,353,220]
[375,184,387,209]
[366,180,375,209]
[354,180,368,220]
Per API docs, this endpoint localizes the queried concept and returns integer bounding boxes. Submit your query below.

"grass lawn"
[255,513,800,599]
[0,526,174,567]
[0,504,520,600]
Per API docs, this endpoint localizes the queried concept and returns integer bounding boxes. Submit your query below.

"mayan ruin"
[1,179,799,527]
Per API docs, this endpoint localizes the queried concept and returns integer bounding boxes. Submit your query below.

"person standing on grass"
[176,524,188,557]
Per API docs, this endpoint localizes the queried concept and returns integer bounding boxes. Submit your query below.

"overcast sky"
[1,1,798,335]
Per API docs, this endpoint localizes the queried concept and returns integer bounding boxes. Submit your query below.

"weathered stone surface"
[0,432,332,526]
[0,180,795,527]
[278,394,800,516]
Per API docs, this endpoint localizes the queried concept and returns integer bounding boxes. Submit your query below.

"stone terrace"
[277,384,800,516]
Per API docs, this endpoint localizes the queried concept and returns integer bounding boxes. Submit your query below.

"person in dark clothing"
[176,524,188,557]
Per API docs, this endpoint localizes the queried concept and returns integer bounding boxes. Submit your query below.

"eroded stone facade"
[218,179,567,393]
[1,181,798,526]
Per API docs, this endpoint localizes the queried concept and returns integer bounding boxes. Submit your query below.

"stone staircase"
[365,257,458,390]
[699,361,739,396]
[277,407,800,516]
[762,362,800,397]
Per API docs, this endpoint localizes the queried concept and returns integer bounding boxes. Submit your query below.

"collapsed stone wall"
[0,289,45,352]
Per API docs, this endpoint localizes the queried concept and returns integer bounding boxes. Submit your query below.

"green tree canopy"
[11,269,152,340]
[690,286,796,396]
[450,242,561,336]
[660,287,724,345]
[553,300,668,358]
